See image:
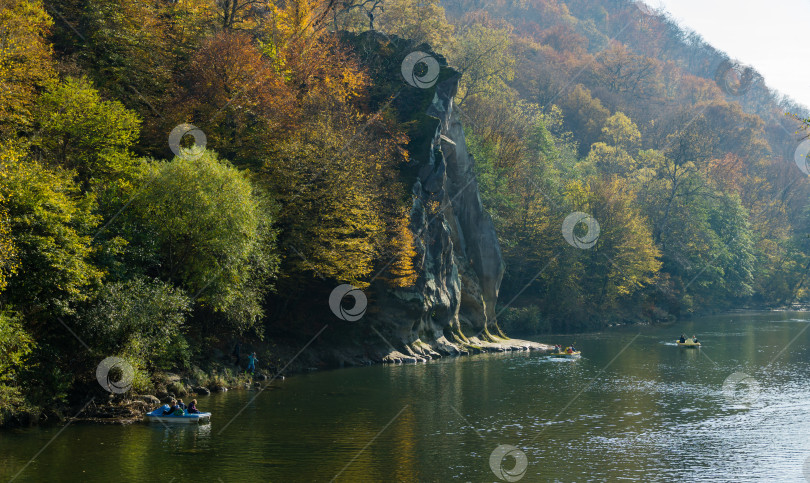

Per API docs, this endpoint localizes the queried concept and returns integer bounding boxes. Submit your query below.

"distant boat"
[550,350,581,358]
[144,405,211,424]
[676,339,701,348]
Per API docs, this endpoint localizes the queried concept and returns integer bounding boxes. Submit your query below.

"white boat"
[144,405,211,424]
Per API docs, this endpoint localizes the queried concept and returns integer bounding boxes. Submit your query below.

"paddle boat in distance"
[145,405,211,424]
[676,339,701,348]
[550,350,582,359]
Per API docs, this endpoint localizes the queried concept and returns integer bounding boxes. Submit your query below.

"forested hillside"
[340,0,810,330]
[1,0,808,425]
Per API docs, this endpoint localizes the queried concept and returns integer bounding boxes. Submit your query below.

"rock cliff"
[346,32,545,362]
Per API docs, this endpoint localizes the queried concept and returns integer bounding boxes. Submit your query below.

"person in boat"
[692,335,699,343]
[570,344,577,352]
[566,346,573,354]
[247,352,258,374]
[187,399,200,414]
[162,399,181,415]
[679,334,686,343]
[177,398,187,410]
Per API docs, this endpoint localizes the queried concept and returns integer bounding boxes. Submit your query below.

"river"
[3,311,810,482]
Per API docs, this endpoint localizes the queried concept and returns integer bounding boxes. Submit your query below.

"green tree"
[50,0,176,112]
[447,23,516,105]
[557,84,610,156]
[32,77,142,187]
[80,277,191,370]
[0,311,34,424]
[0,145,103,317]
[126,150,277,330]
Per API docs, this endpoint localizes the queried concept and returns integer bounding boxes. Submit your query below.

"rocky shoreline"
[66,337,551,426]
[379,336,551,363]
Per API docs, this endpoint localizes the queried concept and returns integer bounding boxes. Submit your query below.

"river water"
[3,311,810,482]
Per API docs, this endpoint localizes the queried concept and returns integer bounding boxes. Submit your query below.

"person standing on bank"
[247,352,258,374]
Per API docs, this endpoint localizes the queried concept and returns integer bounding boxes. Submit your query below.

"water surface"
[3,311,810,482]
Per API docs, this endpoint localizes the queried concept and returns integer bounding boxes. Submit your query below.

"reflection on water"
[3,311,810,482]
[155,423,212,453]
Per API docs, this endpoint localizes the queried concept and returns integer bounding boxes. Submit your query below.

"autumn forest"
[1,0,809,425]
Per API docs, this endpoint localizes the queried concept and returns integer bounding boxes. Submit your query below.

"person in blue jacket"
[162,399,181,415]
[247,352,258,374]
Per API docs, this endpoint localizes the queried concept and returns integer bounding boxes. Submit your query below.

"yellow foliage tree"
[601,112,641,152]
[0,0,55,134]
[374,0,454,51]
[265,111,408,287]
[384,208,418,288]
[0,142,103,315]
[0,142,19,293]
[586,142,637,177]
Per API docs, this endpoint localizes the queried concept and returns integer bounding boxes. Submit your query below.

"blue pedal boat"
[145,405,211,424]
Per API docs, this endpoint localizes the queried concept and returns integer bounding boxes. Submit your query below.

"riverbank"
[5,307,801,428]
[2,336,552,428]
[18,305,805,429]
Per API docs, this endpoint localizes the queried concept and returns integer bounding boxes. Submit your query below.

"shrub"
[499,305,549,336]
[0,312,34,424]
[80,277,191,371]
